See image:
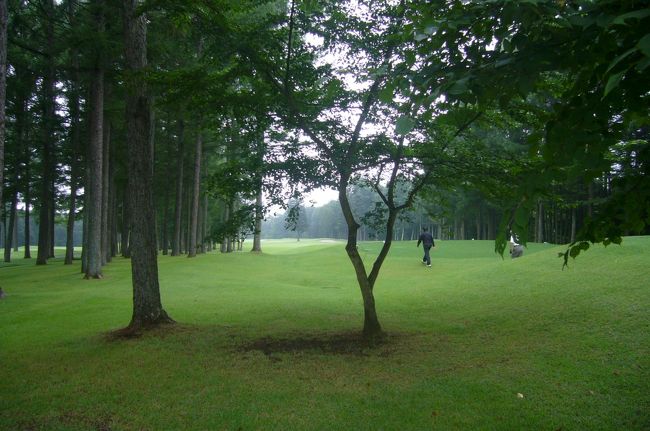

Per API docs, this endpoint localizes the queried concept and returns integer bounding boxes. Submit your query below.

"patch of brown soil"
[239,331,403,357]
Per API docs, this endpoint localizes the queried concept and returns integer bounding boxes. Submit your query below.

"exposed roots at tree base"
[363,328,387,346]
[108,312,175,339]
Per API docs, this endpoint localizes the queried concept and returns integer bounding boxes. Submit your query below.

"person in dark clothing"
[417,227,435,267]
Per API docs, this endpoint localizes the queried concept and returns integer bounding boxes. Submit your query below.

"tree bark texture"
[65,61,82,265]
[23,178,31,258]
[188,130,202,257]
[65,182,78,265]
[36,0,57,265]
[201,194,208,253]
[0,0,7,211]
[171,120,184,256]
[4,189,16,262]
[120,191,130,257]
[123,0,172,330]
[84,61,104,279]
[101,119,111,265]
[338,185,383,341]
[251,187,263,252]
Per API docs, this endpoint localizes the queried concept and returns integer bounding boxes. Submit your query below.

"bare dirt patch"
[239,331,405,357]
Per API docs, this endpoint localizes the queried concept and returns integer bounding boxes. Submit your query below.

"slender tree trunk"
[120,191,130,258]
[171,120,184,256]
[251,186,263,252]
[4,189,16,262]
[0,0,7,212]
[64,183,78,265]
[81,194,89,272]
[49,203,55,258]
[121,0,172,331]
[101,119,111,265]
[536,200,543,243]
[201,194,208,253]
[84,49,105,279]
[12,210,16,251]
[221,203,229,253]
[161,180,170,255]
[587,181,594,218]
[110,181,118,258]
[339,182,384,341]
[24,180,31,259]
[188,130,202,257]
[36,1,57,266]
[184,180,191,253]
[65,62,82,265]
[107,145,116,261]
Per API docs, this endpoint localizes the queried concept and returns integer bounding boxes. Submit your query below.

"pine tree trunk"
[171,120,184,256]
[536,200,543,243]
[120,191,130,258]
[64,183,77,265]
[4,189,16,262]
[23,179,31,259]
[65,53,82,265]
[201,194,208,253]
[107,145,116,261]
[49,204,55,258]
[84,54,104,279]
[109,181,118,258]
[12,210,16,251]
[188,130,202,257]
[161,180,170,255]
[121,0,172,332]
[221,203,229,253]
[36,0,57,265]
[0,0,7,212]
[101,119,111,266]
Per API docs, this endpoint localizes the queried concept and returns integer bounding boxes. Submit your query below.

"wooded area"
[1,0,648,337]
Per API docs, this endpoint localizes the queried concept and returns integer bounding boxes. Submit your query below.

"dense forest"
[1,0,648,336]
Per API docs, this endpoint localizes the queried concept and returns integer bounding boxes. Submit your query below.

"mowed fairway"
[1,238,649,430]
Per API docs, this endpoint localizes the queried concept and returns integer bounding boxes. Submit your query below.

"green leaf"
[638,34,650,57]
[603,71,624,98]
[636,57,650,71]
[605,47,637,75]
[447,77,469,95]
[514,206,529,228]
[378,85,394,104]
[395,115,415,135]
[405,51,416,67]
[612,9,650,25]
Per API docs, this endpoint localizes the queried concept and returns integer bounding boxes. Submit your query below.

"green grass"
[1,238,649,430]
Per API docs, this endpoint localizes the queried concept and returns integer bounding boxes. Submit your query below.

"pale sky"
[305,187,338,207]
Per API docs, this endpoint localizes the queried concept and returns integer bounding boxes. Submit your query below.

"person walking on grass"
[417,227,435,267]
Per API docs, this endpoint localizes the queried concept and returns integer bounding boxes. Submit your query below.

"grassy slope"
[0,238,648,430]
